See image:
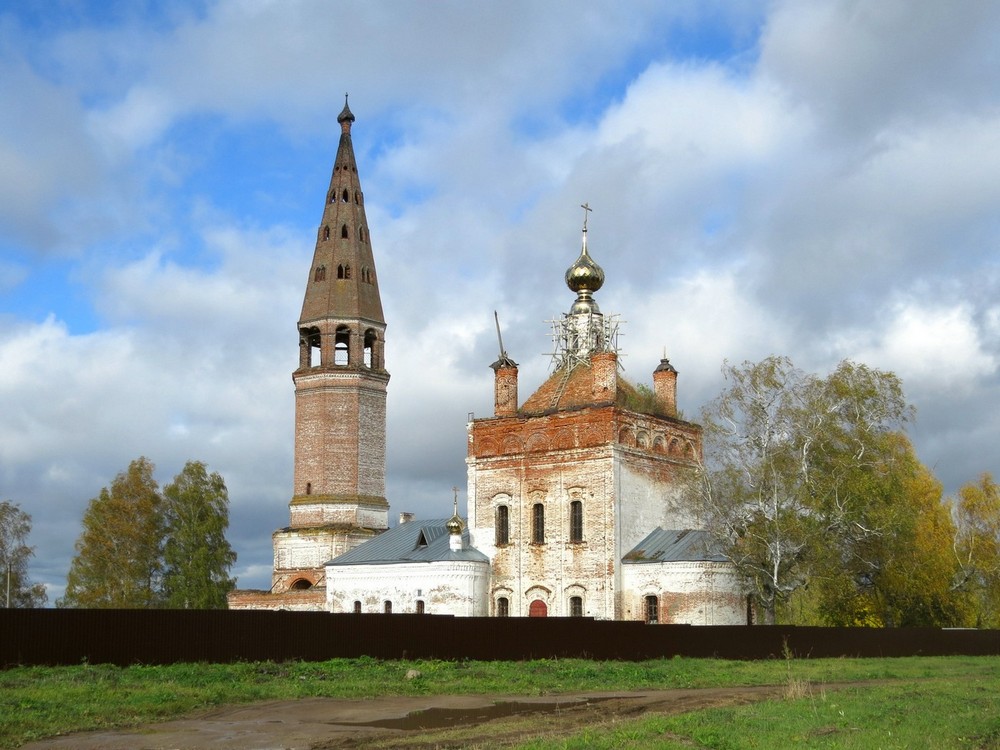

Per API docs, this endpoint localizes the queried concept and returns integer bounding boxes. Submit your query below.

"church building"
[230,103,746,624]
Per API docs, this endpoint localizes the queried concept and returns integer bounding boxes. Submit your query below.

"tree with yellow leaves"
[59,457,164,608]
[953,473,1000,627]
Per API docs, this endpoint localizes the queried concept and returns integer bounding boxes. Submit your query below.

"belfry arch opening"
[290,579,312,590]
[364,328,378,369]
[300,327,321,368]
[334,326,350,365]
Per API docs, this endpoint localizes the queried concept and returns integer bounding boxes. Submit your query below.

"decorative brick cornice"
[290,494,390,508]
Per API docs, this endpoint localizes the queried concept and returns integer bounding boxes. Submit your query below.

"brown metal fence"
[2,609,999,666]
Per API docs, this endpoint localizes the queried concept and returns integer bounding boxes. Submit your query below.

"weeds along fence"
[2,609,999,666]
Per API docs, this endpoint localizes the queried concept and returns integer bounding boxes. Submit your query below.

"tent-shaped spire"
[299,95,384,326]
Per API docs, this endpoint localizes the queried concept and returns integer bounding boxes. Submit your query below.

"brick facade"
[468,366,706,620]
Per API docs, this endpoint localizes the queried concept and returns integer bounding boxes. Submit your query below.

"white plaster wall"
[326,560,490,616]
[289,502,387,528]
[622,561,746,625]
[615,452,701,558]
[274,529,366,571]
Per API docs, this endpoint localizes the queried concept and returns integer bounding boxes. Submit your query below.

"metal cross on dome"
[581,202,592,231]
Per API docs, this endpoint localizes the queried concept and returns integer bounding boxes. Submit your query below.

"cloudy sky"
[2,0,999,600]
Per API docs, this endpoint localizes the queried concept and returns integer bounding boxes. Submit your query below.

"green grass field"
[2,656,999,748]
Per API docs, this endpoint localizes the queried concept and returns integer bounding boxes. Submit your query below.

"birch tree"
[953,473,1000,627]
[162,461,237,609]
[698,357,919,624]
[0,501,47,608]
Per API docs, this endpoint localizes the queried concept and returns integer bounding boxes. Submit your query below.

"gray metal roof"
[622,528,728,564]
[327,518,489,566]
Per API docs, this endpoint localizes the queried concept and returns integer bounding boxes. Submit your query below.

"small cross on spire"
[580,202,592,232]
[452,486,459,516]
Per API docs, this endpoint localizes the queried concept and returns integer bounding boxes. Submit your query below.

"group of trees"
[696,356,1000,627]
[58,457,237,609]
[0,500,47,608]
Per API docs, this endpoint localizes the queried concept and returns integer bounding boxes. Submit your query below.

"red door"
[528,599,548,617]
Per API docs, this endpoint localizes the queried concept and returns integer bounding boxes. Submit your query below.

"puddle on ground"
[347,697,616,731]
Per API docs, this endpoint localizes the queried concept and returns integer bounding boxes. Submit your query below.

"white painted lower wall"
[622,561,746,625]
[326,559,490,617]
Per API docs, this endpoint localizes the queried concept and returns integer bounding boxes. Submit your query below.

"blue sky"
[2,0,1000,601]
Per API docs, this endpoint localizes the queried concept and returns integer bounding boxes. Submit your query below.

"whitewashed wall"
[622,561,746,625]
[326,559,490,616]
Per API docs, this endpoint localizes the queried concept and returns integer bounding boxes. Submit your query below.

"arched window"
[305,482,312,495]
[354,191,360,204]
[341,224,349,239]
[334,326,350,365]
[329,190,336,203]
[290,579,312,590]
[358,226,364,242]
[569,500,583,543]
[645,595,659,624]
[314,266,326,282]
[496,597,509,617]
[337,264,345,279]
[353,601,361,614]
[570,596,583,617]
[342,189,349,202]
[384,600,392,614]
[344,264,351,280]
[323,225,330,240]
[416,600,425,614]
[532,503,544,544]
[496,505,509,545]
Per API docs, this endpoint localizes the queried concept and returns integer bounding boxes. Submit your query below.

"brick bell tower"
[271,97,390,593]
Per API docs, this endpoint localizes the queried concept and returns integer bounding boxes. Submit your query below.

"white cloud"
[835,299,997,391]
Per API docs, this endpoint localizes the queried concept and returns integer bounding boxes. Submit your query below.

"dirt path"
[19,685,793,749]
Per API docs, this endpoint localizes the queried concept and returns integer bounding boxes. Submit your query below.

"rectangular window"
[384,600,392,614]
[569,500,583,543]
[645,595,659,624]
[353,600,361,614]
[496,505,509,545]
[416,600,425,614]
[532,503,544,544]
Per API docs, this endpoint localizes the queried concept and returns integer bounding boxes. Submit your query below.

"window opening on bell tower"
[364,329,378,368]
[334,326,350,365]
[300,327,321,367]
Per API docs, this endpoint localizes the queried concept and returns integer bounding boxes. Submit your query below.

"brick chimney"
[492,359,519,417]
[653,357,678,417]
[591,351,618,401]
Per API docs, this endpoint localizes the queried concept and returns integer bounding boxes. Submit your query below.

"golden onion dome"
[565,223,605,316]
[565,234,605,295]
[446,513,464,535]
